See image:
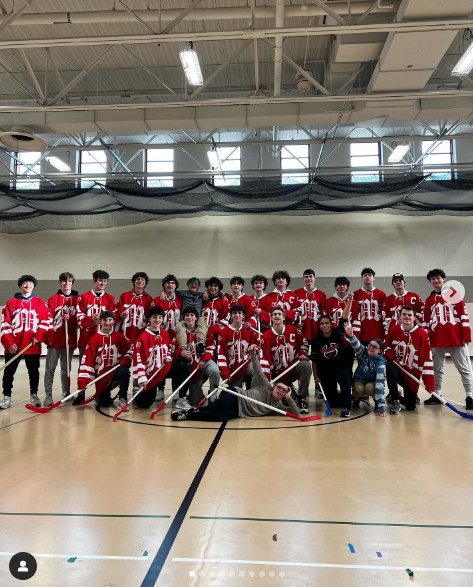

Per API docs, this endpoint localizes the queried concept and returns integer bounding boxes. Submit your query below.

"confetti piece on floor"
[272,534,277,541]
[376,552,382,558]
[348,543,355,553]
[143,551,148,557]
[406,568,414,577]
[67,557,77,563]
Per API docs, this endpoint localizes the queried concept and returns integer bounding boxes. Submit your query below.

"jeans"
[386,362,417,411]
[3,353,40,397]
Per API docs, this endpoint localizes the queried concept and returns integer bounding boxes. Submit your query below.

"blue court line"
[0,413,40,431]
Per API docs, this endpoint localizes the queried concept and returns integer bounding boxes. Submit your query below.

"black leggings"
[386,363,417,411]
[185,388,240,422]
[134,362,190,409]
[97,365,130,406]
[3,353,40,396]
[318,366,352,409]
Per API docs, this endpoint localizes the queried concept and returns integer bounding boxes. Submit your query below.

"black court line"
[140,420,227,587]
[97,402,371,430]
[0,413,40,431]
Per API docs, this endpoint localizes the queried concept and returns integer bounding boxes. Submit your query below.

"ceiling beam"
[311,0,347,25]
[48,45,114,106]
[160,0,204,35]
[18,48,45,103]
[0,18,471,49]
[114,0,156,35]
[0,0,35,34]
[333,62,369,95]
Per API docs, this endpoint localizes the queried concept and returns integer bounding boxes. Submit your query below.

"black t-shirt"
[310,318,348,368]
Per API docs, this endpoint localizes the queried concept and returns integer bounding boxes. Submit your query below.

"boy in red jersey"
[353,267,386,345]
[423,269,472,408]
[154,274,182,332]
[115,272,154,343]
[267,270,298,323]
[246,275,273,334]
[0,274,50,409]
[383,273,423,333]
[294,269,326,340]
[224,276,252,319]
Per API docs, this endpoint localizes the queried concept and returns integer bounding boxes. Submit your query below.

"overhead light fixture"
[179,41,203,85]
[388,144,409,163]
[45,156,71,172]
[452,41,473,76]
[207,149,219,169]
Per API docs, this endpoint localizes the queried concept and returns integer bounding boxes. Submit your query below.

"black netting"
[1,173,473,233]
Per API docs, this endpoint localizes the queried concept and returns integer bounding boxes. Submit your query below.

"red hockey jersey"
[246,294,274,333]
[423,292,471,347]
[324,294,361,345]
[294,287,327,340]
[224,293,252,320]
[154,294,182,331]
[77,330,133,394]
[261,325,308,380]
[76,290,116,348]
[115,290,155,343]
[383,291,424,333]
[1,294,50,354]
[46,291,79,349]
[267,289,299,322]
[353,287,386,341]
[217,325,257,382]
[202,295,229,329]
[384,324,434,392]
[174,329,216,383]
[133,328,176,391]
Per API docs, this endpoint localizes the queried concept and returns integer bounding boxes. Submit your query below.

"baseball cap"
[392,273,405,282]
[187,277,201,286]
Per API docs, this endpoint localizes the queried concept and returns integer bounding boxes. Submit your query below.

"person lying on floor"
[171,344,300,421]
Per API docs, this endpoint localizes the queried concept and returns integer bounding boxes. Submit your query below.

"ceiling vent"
[0,126,47,151]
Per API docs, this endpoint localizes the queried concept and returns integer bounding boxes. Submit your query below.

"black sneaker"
[196,342,206,356]
[297,396,308,414]
[416,395,420,403]
[352,400,360,411]
[340,408,350,418]
[424,395,443,406]
[374,400,380,413]
[171,410,188,421]
[72,392,85,406]
[466,397,473,410]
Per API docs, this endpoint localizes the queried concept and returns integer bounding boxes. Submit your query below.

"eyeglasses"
[274,384,289,394]
[367,343,380,350]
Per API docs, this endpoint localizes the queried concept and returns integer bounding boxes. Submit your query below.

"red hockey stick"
[216,384,321,422]
[113,362,168,422]
[0,343,33,373]
[195,358,251,408]
[25,364,120,413]
[150,368,196,419]
[394,361,473,421]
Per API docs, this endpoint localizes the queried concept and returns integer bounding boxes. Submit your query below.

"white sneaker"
[0,396,11,409]
[30,394,41,407]
[176,397,192,410]
[43,394,54,407]
[156,389,164,402]
[117,398,130,412]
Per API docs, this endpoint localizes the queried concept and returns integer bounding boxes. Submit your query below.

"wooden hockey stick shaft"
[0,343,33,372]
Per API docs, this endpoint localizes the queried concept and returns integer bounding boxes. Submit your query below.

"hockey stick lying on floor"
[317,382,332,416]
[113,363,168,422]
[216,384,321,422]
[25,364,121,413]
[0,343,33,373]
[150,368,197,420]
[195,358,252,408]
[394,361,473,420]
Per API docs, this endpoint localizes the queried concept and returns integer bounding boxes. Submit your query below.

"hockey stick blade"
[324,401,332,416]
[81,395,96,406]
[25,400,62,413]
[286,412,321,422]
[150,402,165,419]
[445,401,473,420]
[113,403,130,422]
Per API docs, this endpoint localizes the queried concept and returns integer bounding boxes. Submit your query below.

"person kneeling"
[75,311,133,410]
[344,322,386,417]
[171,345,299,421]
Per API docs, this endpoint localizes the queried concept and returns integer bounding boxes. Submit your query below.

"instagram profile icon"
[442,280,466,305]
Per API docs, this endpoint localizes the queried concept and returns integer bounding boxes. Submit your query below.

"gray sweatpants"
[433,346,473,397]
[188,360,220,405]
[44,348,74,396]
[251,361,311,397]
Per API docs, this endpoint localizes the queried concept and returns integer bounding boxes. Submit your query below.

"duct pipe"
[0,3,399,27]
[273,0,285,147]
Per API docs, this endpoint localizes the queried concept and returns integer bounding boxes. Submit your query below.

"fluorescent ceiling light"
[207,149,219,168]
[452,42,473,76]
[388,145,409,163]
[179,43,203,86]
[45,156,71,172]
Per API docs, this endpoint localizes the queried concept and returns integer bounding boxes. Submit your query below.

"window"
[12,151,41,189]
[281,145,309,184]
[213,147,241,186]
[79,150,107,187]
[421,140,453,180]
[350,143,380,182]
[146,149,173,187]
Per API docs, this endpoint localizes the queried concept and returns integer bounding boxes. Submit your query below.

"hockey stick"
[113,362,167,422]
[195,357,251,408]
[150,368,196,419]
[317,382,332,416]
[216,384,321,422]
[0,343,33,373]
[393,361,473,420]
[25,364,120,413]
[65,319,71,396]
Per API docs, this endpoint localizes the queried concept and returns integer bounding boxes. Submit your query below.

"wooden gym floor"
[1,359,473,587]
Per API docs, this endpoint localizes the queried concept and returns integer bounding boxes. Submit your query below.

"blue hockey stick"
[317,382,332,416]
